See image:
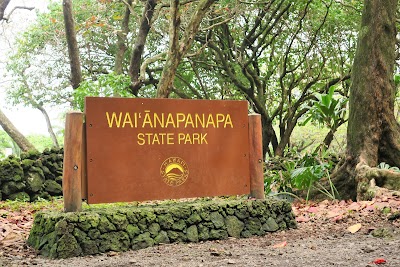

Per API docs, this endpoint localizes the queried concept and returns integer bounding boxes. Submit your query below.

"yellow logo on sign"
[160,157,189,187]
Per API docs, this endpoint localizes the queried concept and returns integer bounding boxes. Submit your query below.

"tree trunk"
[0,108,37,152]
[156,0,216,98]
[332,0,400,200]
[63,0,82,89]
[37,106,60,148]
[114,0,132,76]
[260,115,278,158]
[129,0,157,96]
[0,0,11,20]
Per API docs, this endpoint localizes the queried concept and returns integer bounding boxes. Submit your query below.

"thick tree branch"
[115,0,132,76]
[129,0,157,95]
[0,108,36,151]
[63,0,82,89]
[156,0,216,98]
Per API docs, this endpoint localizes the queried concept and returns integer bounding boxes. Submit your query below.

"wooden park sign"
[62,97,264,211]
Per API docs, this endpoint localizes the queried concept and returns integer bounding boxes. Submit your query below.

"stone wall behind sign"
[0,148,64,201]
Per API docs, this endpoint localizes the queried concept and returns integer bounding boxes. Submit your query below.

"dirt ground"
[1,195,400,267]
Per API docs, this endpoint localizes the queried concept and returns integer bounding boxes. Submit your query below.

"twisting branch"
[129,0,157,95]
[156,0,217,98]
[0,0,35,21]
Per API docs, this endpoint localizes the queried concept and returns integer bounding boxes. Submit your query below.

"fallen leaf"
[365,205,375,211]
[307,206,319,213]
[374,202,389,210]
[296,216,310,223]
[327,209,343,218]
[272,241,287,248]
[107,251,118,257]
[0,231,23,246]
[331,215,343,222]
[372,258,387,264]
[348,223,362,234]
[347,202,361,211]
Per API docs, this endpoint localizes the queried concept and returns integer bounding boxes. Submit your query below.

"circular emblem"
[160,157,189,187]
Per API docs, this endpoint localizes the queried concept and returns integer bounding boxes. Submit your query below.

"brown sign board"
[84,97,250,204]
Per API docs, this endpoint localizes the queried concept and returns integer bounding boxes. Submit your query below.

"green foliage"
[0,131,22,159]
[4,0,363,161]
[265,148,338,201]
[302,86,348,130]
[73,73,133,111]
[26,134,63,152]
[378,162,400,172]
[0,197,64,212]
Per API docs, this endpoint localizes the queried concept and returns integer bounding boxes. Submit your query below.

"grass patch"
[0,197,64,212]
[290,123,347,154]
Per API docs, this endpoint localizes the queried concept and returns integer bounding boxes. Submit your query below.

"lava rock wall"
[28,198,297,258]
[0,148,64,201]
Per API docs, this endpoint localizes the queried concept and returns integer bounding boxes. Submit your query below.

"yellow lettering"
[134,112,138,128]
[184,134,192,144]
[152,133,160,145]
[165,113,176,128]
[206,114,216,128]
[224,114,233,128]
[216,114,225,128]
[167,133,174,144]
[185,114,195,128]
[154,113,164,128]
[192,133,200,144]
[178,133,185,144]
[122,113,133,128]
[106,112,122,128]
[195,113,205,128]
[137,133,145,145]
[201,133,208,144]
[176,113,185,127]
[142,110,153,128]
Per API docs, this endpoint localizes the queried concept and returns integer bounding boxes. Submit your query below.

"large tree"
[187,0,357,157]
[7,0,362,157]
[0,0,37,151]
[332,0,400,200]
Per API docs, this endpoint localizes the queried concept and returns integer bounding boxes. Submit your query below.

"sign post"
[248,114,265,199]
[62,111,83,212]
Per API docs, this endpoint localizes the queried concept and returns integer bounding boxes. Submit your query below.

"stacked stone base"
[28,198,297,258]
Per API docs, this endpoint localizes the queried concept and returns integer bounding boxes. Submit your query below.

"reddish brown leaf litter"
[1,193,400,267]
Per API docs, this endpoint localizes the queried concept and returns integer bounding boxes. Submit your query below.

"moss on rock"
[148,223,161,237]
[210,229,228,240]
[225,216,244,238]
[28,198,297,259]
[57,233,82,258]
[126,224,141,239]
[26,172,44,193]
[99,231,130,252]
[158,214,174,229]
[44,180,62,195]
[210,212,225,229]
[0,148,64,201]
[8,192,30,201]
[187,212,202,224]
[78,213,100,231]
[186,225,199,242]
[154,230,170,245]
[98,216,116,233]
[132,232,154,250]
[262,217,279,232]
